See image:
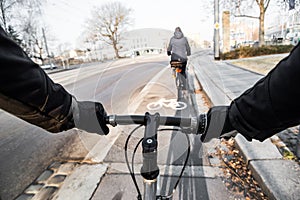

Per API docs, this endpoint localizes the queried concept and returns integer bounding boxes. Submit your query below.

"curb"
[235,135,300,200]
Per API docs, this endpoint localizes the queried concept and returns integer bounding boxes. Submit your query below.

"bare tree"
[21,16,44,62]
[255,0,271,45]
[0,0,20,31]
[86,1,133,58]
[229,0,271,46]
[1,0,48,62]
[0,0,43,30]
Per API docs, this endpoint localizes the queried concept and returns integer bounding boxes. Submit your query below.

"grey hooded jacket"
[167,30,191,61]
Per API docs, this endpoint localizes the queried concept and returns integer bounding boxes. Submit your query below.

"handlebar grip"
[105,115,146,126]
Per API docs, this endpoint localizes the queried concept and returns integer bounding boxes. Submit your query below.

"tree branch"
[264,0,271,12]
[234,14,259,19]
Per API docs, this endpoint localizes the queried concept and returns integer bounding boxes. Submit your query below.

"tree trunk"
[113,41,120,58]
[258,1,265,46]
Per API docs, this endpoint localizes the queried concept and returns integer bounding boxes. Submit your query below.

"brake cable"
[125,125,143,200]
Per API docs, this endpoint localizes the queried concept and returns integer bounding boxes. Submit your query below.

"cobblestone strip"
[271,126,300,162]
[15,162,77,200]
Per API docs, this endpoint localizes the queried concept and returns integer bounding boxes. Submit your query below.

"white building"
[86,28,200,60]
[118,28,172,57]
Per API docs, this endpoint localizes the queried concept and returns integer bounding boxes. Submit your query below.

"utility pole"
[42,28,50,57]
[42,28,55,68]
[214,0,220,60]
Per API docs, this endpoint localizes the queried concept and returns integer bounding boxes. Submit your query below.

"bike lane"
[160,70,233,200]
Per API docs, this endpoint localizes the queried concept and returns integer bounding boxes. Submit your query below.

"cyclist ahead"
[167,27,191,78]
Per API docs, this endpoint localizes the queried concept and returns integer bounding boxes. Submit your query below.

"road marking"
[146,98,187,111]
[127,65,169,113]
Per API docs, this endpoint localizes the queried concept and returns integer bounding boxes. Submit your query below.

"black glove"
[167,51,171,56]
[199,106,236,143]
[71,97,109,135]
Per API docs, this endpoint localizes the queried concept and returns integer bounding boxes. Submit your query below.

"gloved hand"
[71,97,109,135]
[198,106,236,143]
[167,51,171,56]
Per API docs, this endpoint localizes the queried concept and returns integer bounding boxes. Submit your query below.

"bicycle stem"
[141,113,160,200]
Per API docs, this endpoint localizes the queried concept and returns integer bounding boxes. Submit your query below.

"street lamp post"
[214,0,220,60]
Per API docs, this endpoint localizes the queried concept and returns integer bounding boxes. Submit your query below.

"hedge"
[220,45,294,60]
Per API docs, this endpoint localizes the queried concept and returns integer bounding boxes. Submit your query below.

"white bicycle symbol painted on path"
[146,98,187,111]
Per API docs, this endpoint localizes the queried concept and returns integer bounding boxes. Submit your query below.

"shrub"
[221,45,294,60]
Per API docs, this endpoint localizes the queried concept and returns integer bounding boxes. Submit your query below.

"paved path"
[190,50,263,105]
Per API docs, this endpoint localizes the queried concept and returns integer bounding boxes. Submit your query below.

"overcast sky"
[43,0,214,45]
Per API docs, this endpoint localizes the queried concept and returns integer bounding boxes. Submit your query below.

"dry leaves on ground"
[211,138,268,200]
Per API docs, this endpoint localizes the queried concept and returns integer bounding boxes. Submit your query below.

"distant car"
[41,63,56,70]
[252,41,259,48]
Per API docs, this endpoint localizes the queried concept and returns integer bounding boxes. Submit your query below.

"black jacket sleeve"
[0,26,74,132]
[228,43,300,141]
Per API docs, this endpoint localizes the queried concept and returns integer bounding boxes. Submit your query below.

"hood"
[174,31,183,39]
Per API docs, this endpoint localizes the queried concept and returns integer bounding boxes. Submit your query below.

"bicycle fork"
[141,113,160,200]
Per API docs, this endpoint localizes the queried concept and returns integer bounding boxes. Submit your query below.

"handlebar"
[106,112,207,134]
[105,112,207,200]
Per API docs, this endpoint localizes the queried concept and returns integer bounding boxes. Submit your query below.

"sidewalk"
[190,49,300,200]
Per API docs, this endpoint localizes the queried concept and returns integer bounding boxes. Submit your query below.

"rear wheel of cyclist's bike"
[176,73,184,89]
[177,73,188,100]
[178,88,189,100]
